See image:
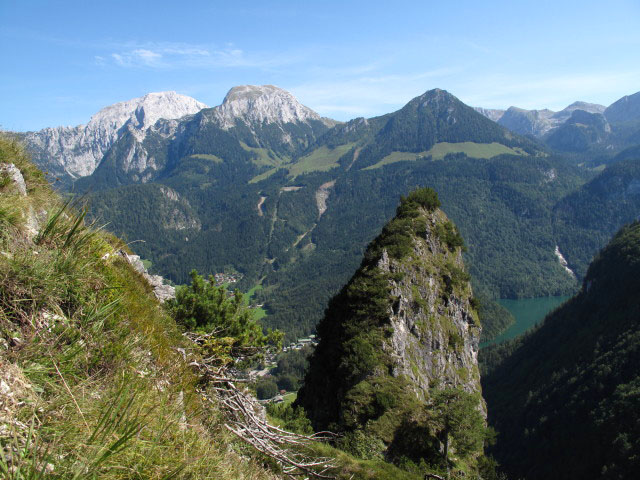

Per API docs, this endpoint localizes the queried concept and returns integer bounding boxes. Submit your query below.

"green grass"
[240,142,289,167]
[246,284,263,299]
[252,307,267,320]
[288,143,355,177]
[365,142,526,170]
[245,284,267,320]
[282,392,297,405]
[248,167,281,184]
[0,135,276,480]
[306,442,424,480]
[189,154,223,163]
[249,143,356,182]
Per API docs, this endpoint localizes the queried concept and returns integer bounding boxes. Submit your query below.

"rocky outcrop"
[315,180,335,218]
[0,162,46,238]
[376,210,481,397]
[158,187,201,231]
[0,163,27,196]
[298,189,484,463]
[116,251,175,302]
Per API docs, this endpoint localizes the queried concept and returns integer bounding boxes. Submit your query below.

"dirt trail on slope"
[315,180,336,219]
[256,195,266,216]
[346,147,362,171]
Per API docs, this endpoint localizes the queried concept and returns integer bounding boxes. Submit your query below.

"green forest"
[481,221,640,479]
[76,88,640,348]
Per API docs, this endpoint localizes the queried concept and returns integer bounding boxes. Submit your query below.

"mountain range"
[23,91,207,183]
[13,85,640,343]
[475,92,640,154]
[6,81,640,479]
[24,87,640,187]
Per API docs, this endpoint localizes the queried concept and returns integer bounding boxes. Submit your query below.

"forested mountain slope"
[553,150,640,278]
[481,221,640,479]
[68,87,597,342]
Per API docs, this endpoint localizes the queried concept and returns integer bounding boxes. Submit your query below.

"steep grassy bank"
[0,135,275,479]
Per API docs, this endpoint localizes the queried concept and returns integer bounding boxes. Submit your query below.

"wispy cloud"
[101,41,297,70]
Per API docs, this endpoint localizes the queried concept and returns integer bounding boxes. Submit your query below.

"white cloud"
[103,41,297,70]
[132,49,162,65]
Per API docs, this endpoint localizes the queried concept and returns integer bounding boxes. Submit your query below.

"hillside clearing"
[365,142,526,170]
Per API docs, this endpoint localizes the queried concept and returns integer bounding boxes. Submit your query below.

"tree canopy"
[166,269,282,364]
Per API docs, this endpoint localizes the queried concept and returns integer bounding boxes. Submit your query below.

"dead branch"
[185,333,338,479]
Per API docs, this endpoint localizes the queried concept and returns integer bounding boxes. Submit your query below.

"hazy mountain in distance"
[604,91,640,124]
[475,101,606,139]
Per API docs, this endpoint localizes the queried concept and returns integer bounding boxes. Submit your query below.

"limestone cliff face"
[377,208,481,398]
[297,189,484,461]
[23,92,207,181]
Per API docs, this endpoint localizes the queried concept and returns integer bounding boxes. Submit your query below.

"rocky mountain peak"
[212,84,323,129]
[89,91,208,132]
[561,101,606,114]
[417,88,457,109]
[498,106,556,136]
[551,101,606,124]
[24,91,207,179]
[474,107,506,122]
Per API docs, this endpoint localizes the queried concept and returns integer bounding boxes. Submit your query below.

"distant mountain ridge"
[22,85,337,185]
[475,92,640,154]
[24,91,208,181]
[25,87,640,184]
[475,101,607,138]
[74,86,579,344]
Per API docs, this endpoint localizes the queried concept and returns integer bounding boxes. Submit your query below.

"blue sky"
[2,0,640,131]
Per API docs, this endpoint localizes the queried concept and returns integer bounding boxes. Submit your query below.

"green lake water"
[481,296,571,348]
